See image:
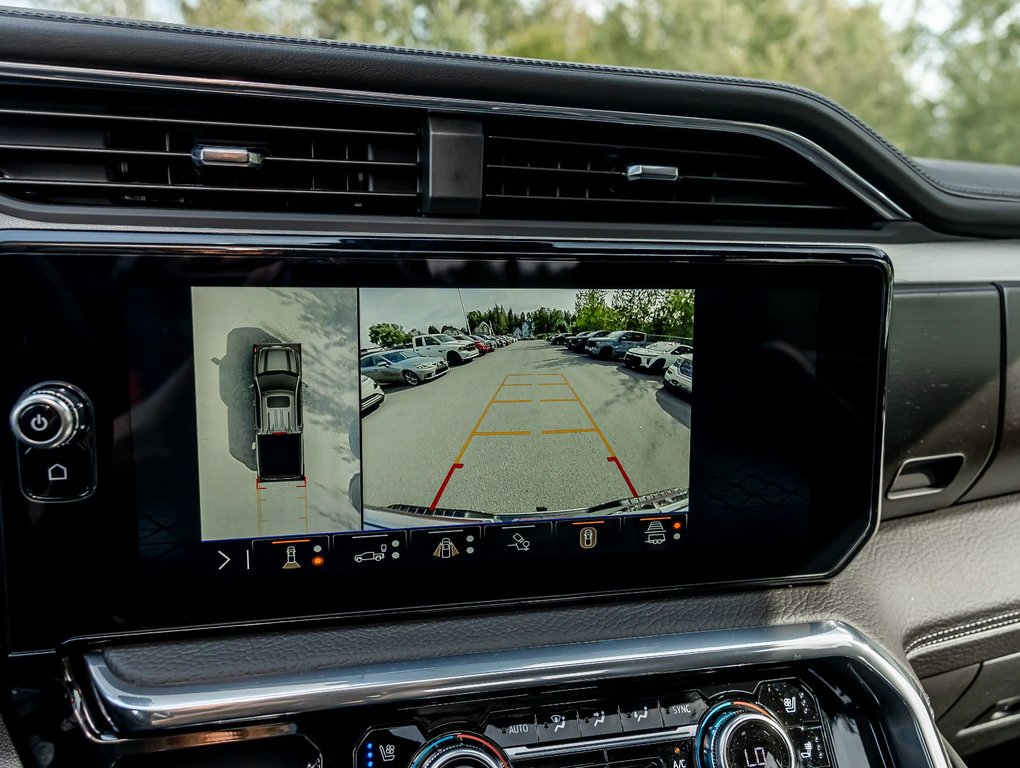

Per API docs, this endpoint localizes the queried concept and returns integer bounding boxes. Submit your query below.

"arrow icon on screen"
[217,550,231,571]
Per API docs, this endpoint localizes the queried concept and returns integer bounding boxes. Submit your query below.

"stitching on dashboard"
[3,8,1020,203]
[905,609,1020,655]
[2,7,1019,203]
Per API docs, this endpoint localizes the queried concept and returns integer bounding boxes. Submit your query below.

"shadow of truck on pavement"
[212,326,282,472]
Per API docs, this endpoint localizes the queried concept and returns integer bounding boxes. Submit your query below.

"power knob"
[9,383,91,449]
[697,701,795,768]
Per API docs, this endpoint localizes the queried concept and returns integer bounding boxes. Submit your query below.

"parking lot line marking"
[537,382,569,386]
[453,374,510,464]
[493,399,532,403]
[429,462,464,511]
[539,397,578,403]
[558,374,616,455]
[475,430,532,436]
[504,382,534,387]
[541,428,597,434]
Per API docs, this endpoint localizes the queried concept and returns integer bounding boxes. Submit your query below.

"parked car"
[624,342,694,373]
[361,350,450,387]
[586,330,648,359]
[549,332,569,344]
[480,334,504,348]
[663,354,694,394]
[253,343,304,481]
[469,335,498,351]
[453,334,493,354]
[360,374,386,413]
[411,333,480,364]
[565,330,600,350]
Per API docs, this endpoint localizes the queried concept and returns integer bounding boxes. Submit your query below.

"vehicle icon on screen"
[253,343,304,482]
[354,546,387,563]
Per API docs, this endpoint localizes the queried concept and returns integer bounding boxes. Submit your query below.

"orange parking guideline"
[539,398,577,403]
[541,428,597,435]
[556,374,616,456]
[453,374,510,464]
[475,430,532,436]
[493,399,532,403]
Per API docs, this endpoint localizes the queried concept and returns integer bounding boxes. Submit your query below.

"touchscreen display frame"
[0,237,891,651]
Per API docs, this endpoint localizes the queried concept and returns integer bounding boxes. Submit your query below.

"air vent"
[484,117,880,227]
[0,85,422,214]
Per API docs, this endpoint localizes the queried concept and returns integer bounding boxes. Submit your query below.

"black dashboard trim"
[0,8,1018,236]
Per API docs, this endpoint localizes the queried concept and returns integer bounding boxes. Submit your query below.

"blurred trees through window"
[29,0,1020,164]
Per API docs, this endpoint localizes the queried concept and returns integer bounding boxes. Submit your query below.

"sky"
[359,287,578,339]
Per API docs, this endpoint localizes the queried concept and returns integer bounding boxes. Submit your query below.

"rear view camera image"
[192,287,361,540]
[359,287,694,527]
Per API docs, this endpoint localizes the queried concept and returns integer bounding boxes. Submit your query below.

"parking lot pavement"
[361,341,691,518]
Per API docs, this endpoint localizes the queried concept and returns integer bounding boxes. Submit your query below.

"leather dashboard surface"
[1,7,1020,237]
[101,491,1020,686]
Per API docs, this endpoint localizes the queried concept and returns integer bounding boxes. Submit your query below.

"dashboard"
[0,6,1019,768]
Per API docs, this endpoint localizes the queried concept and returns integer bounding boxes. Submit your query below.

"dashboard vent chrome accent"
[484,118,882,227]
[0,85,423,214]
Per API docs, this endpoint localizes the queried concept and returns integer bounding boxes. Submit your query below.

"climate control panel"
[355,679,830,768]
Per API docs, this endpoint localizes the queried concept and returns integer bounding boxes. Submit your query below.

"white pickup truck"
[411,334,480,365]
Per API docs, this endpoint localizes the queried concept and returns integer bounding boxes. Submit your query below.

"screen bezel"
[0,236,890,652]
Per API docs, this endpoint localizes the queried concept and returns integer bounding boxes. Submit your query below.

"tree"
[574,289,619,331]
[368,322,412,347]
[45,0,994,162]
[920,0,1020,164]
[653,289,695,338]
[427,325,441,334]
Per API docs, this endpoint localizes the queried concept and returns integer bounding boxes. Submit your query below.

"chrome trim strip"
[80,622,949,767]
[504,726,697,758]
[0,61,909,221]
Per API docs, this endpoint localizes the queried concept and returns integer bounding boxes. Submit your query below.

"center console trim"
[79,621,950,767]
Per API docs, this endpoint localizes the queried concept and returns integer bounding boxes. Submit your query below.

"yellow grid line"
[454,374,510,463]
[557,373,616,455]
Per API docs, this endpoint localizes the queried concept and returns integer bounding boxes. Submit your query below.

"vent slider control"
[625,164,679,182]
[191,144,265,168]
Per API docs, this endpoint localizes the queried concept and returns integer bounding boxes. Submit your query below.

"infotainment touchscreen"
[190,286,694,545]
[0,244,890,649]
